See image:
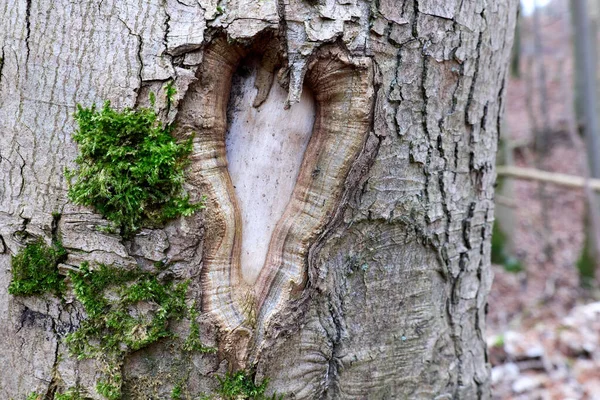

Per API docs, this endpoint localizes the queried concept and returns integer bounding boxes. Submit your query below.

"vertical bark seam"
[24,0,32,63]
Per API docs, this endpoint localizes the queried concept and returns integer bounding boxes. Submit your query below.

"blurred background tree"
[491,1,600,397]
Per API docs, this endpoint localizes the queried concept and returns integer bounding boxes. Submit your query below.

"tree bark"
[0,0,518,399]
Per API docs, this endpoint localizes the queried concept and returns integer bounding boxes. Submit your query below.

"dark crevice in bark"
[420,54,435,226]
[479,208,488,256]
[116,16,144,89]
[473,103,492,191]
[481,102,489,134]
[134,34,144,90]
[437,127,446,160]
[446,294,462,396]
[44,307,62,400]
[412,0,420,38]
[25,0,32,63]
[449,198,480,397]
[0,46,5,84]
[322,295,344,400]
[0,234,6,253]
[14,145,26,197]
[454,142,459,171]
[401,0,410,20]
[496,76,507,146]
[51,212,61,243]
[462,201,476,250]
[474,260,486,394]
[465,31,484,126]
[420,55,431,136]
[438,170,451,245]
[163,1,171,52]
[390,48,403,139]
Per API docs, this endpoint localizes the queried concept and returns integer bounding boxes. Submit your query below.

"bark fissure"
[163,1,171,52]
[44,306,63,400]
[322,295,345,399]
[0,45,5,84]
[465,31,484,126]
[24,0,32,63]
[14,145,26,198]
[116,16,144,91]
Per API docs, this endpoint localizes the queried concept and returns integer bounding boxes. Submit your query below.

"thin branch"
[497,165,600,191]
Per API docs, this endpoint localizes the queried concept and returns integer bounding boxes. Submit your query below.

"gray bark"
[573,0,600,284]
[573,0,600,179]
[0,0,518,399]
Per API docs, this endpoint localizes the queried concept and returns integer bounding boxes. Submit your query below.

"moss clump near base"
[54,387,86,400]
[8,239,67,296]
[217,371,280,400]
[65,262,189,400]
[66,97,203,237]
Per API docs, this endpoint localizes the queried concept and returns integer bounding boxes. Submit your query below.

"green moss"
[96,375,121,400]
[576,228,596,288]
[165,81,177,113]
[54,387,86,400]
[182,304,217,354]
[9,239,67,296]
[65,262,189,399]
[170,383,183,400]
[217,371,280,400]
[66,96,203,237]
[25,393,42,400]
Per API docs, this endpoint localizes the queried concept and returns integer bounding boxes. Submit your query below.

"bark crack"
[163,1,171,52]
[0,45,5,84]
[44,305,62,399]
[465,31,483,126]
[276,0,289,74]
[496,76,506,145]
[51,212,61,242]
[25,0,32,63]
[462,201,476,250]
[14,144,26,198]
[412,0,420,37]
[116,16,144,89]
[322,296,344,399]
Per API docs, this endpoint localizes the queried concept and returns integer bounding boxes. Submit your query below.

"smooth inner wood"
[226,59,316,285]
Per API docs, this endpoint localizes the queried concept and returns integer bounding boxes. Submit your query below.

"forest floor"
[488,54,600,399]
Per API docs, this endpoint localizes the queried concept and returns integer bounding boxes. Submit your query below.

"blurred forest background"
[489,0,600,398]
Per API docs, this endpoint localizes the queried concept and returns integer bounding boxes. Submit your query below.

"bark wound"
[176,36,374,369]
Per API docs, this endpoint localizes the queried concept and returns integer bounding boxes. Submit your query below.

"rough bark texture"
[0,0,517,399]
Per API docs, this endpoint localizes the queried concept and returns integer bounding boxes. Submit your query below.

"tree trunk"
[0,1,518,399]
